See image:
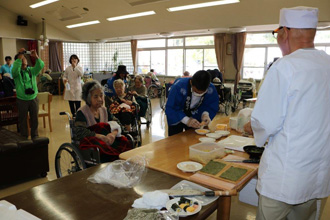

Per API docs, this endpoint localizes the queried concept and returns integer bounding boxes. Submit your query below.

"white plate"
[199,137,216,143]
[217,135,255,152]
[177,161,203,173]
[166,198,202,217]
[195,129,210,135]
[206,133,222,139]
[170,180,219,206]
[214,130,230,136]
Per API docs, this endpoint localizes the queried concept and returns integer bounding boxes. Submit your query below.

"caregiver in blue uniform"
[165,70,219,136]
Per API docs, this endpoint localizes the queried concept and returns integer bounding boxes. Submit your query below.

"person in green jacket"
[12,48,44,139]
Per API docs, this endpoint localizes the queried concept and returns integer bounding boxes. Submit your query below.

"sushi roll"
[171,203,181,212]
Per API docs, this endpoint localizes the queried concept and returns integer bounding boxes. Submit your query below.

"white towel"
[132,191,169,210]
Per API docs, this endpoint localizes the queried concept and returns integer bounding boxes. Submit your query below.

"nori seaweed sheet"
[220,166,247,181]
[200,160,226,175]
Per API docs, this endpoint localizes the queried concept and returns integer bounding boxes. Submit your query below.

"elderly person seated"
[75,80,132,162]
[107,79,138,132]
[129,75,148,117]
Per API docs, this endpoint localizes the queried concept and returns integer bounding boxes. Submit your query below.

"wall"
[0,38,16,64]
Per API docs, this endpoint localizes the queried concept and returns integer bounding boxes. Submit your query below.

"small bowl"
[243,145,265,159]
[214,130,230,136]
[206,133,222,139]
[199,137,216,143]
[195,129,210,135]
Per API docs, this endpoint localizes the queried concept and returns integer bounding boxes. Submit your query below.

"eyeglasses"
[272,26,290,39]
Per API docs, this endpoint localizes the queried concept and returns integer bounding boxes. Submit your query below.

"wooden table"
[3,165,218,220]
[120,117,258,220]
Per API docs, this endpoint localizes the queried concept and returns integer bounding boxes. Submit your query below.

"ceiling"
[0,0,329,42]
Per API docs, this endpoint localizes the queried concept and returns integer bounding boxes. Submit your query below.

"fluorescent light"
[167,0,239,12]
[30,0,59,9]
[66,20,100,29]
[107,11,155,21]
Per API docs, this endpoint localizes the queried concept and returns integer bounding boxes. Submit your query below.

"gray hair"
[82,80,103,106]
[134,75,143,83]
[113,79,125,88]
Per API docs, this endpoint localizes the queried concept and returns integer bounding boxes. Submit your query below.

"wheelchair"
[214,82,233,116]
[37,76,57,94]
[54,112,135,178]
[159,82,172,110]
[145,76,162,98]
[137,96,152,127]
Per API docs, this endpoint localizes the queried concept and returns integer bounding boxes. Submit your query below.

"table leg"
[217,196,231,220]
[58,79,61,95]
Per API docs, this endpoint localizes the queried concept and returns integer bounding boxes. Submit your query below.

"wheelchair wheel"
[147,85,159,98]
[224,101,231,116]
[231,93,240,112]
[55,143,86,178]
[146,98,152,125]
[160,88,166,110]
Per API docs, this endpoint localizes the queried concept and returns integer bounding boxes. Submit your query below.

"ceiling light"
[66,20,100,29]
[167,0,239,12]
[30,0,59,9]
[107,11,155,21]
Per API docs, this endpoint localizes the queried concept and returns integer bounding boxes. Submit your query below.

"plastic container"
[189,143,225,164]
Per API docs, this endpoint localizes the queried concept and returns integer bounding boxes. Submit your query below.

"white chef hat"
[279,6,318,29]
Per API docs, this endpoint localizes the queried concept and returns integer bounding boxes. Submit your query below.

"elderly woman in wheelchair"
[106,79,138,132]
[75,80,132,162]
[129,75,148,117]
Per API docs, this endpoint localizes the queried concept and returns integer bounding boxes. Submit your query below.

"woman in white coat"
[63,54,83,117]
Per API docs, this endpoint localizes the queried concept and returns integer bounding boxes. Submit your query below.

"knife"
[159,189,237,197]
[223,159,260,163]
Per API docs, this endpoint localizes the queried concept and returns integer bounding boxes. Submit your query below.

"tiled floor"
[0,95,329,219]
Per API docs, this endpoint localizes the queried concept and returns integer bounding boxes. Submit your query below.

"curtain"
[130,40,138,74]
[49,42,63,72]
[28,40,38,66]
[214,33,226,80]
[231,32,247,93]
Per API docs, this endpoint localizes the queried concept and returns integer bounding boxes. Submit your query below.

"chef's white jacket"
[251,49,330,204]
[63,65,83,101]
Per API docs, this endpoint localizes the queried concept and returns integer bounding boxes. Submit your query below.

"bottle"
[65,82,71,91]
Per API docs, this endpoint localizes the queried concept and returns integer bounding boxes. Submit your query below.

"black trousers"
[168,122,190,136]
[69,101,81,117]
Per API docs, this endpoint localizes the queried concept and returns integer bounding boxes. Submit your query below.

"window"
[63,42,133,73]
[243,30,330,80]
[242,48,266,80]
[137,36,218,76]
[186,36,214,46]
[167,49,183,76]
[137,39,166,48]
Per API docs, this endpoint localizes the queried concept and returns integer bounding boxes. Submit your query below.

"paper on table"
[0,200,41,220]
[217,135,255,152]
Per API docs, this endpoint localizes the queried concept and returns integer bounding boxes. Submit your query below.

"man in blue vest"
[165,70,219,136]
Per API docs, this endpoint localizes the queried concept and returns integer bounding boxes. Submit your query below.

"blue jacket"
[165,77,219,125]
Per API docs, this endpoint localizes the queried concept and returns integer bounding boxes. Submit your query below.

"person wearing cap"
[63,54,83,117]
[0,56,13,77]
[105,65,129,98]
[244,7,330,219]
[165,70,219,136]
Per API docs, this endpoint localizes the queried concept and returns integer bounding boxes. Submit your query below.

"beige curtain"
[231,32,247,93]
[214,33,226,80]
[131,40,138,74]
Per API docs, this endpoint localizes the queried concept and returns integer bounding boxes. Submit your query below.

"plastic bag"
[88,155,148,188]
[236,108,253,132]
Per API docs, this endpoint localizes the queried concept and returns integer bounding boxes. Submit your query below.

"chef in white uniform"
[244,6,330,220]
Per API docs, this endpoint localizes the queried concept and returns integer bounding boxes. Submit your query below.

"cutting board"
[189,155,258,191]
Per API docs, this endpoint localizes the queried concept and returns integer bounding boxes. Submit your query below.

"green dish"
[220,166,247,181]
[200,160,226,175]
